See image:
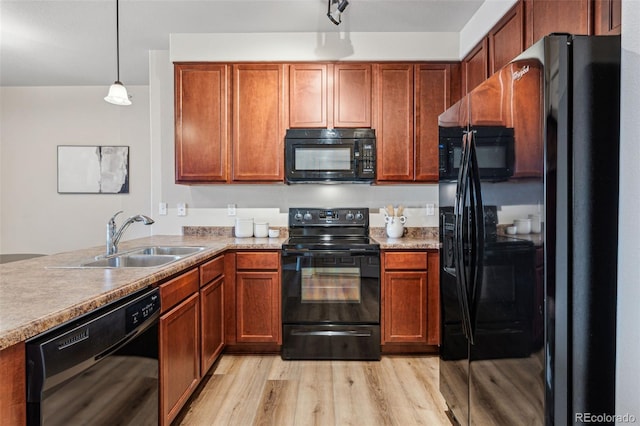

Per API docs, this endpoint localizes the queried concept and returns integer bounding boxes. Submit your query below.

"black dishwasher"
[26,287,160,426]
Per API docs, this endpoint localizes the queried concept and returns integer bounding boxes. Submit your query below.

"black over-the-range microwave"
[284,128,376,183]
[438,126,515,181]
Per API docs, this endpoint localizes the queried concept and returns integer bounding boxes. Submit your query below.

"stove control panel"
[289,208,369,226]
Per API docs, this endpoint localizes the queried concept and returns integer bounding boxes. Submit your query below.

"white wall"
[459,0,518,57]
[616,1,640,421]
[0,86,152,254]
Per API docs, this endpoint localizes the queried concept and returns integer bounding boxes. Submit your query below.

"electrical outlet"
[426,203,435,216]
[177,202,187,216]
[227,204,237,216]
[158,202,168,216]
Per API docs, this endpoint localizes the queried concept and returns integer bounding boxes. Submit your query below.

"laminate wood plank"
[178,355,451,426]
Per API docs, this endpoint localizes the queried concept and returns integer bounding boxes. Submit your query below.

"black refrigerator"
[438,35,620,425]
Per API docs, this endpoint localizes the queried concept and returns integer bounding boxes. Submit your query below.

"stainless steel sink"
[64,245,208,269]
[80,254,181,268]
[128,246,206,257]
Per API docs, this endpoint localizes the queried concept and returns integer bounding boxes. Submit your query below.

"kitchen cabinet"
[199,255,225,374]
[415,63,461,181]
[232,64,287,182]
[0,342,25,425]
[524,0,592,48]
[159,268,200,426]
[226,251,281,346]
[381,251,440,349]
[595,0,621,35]
[375,63,460,183]
[174,63,229,183]
[462,38,489,95]
[489,1,524,75]
[288,63,372,129]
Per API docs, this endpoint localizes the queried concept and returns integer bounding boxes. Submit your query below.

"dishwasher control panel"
[125,289,160,334]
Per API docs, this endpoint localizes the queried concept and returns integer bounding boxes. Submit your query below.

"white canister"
[254,221,269,238]
[235,217,254,238]
[514,218,532,234]
[528,214,542,233]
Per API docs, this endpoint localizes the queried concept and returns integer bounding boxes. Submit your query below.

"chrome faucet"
[106,211,155,256]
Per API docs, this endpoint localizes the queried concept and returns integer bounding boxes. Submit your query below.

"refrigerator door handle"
[454,132,474,343]
[467,131,485,342]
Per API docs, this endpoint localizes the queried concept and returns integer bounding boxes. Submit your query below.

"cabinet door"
[201,276,224,374]
[236,271,281,343]
[0,343,25,426]
[232,64,286,182]
[426,252,440,345]
[333,64,372,128]
[489,1,524,75]
[415,64,458,182]
[160,293,200,426]
[383,271,428,343]
[174,64,229,183]
[524,0,591,48]
[462,38,489,95]
[289,64,330,128]
[375,63,414,181]
[594,0,621,35]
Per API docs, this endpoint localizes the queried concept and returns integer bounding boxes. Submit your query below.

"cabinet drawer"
[200,255,224,286]
[384,252,427,270]
[236,252,279,270]
[160,268,199,313]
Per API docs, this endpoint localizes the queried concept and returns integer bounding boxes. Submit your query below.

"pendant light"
[104,0,131,105]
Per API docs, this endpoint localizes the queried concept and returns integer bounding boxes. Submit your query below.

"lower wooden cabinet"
[159,270,201,426]
[200,256,225,374]
[381,250,440,349]
[224,251,281,348]
[0,342,25,426]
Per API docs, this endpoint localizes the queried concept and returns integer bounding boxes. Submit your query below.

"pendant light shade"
[105,0,131,105]
[105,81,131,105]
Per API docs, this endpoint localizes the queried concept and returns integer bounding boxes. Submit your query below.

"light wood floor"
[177,354,452,426]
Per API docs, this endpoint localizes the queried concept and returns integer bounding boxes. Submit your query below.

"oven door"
[281,250,380,324]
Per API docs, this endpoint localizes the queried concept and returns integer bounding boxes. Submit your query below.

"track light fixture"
[327,0,349,25]
[105,0,131,106]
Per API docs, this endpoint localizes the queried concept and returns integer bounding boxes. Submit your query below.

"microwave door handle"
[468,132,485,342]
[454,132,474,343]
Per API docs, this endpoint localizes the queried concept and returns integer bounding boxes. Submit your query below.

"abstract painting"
[57,146,129,193]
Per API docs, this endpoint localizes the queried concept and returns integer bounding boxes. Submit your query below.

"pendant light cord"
[116,0,120,82]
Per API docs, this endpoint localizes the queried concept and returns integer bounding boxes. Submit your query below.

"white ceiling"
[1,0,484,87]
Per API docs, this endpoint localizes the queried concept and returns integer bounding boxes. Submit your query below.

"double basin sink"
[80,246,206,268]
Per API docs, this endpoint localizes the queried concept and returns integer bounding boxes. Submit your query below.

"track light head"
[327,0,349,25]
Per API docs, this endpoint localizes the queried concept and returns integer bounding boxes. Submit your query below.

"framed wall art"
[57,145,129,194]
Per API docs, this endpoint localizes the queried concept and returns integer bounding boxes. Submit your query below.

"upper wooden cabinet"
[594,0,621,35]
[334,64,372,128]
[462,38,489,95]
[174,64,229,183]
[489,1,524,75]
[376,63,460,183]
[232,64,287,182]
[524,0,592,48]
[289,64,329,128]
[288,63,372,129]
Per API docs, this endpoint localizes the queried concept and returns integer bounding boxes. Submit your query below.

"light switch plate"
[158,202,168,216]
[177,202,187,216]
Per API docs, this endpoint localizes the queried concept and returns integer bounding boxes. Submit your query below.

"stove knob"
[355,212,364,221]
[345,212,355,221]
[294,212,303,221]
[303,212,313,221]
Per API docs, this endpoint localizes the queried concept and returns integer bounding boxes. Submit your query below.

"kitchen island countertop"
[0,234,284,350]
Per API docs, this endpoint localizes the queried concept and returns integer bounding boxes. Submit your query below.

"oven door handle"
[290,329,374,337]
[282,249,379,257]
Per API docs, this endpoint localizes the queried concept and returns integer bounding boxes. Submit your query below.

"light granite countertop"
[0,230,439,351]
